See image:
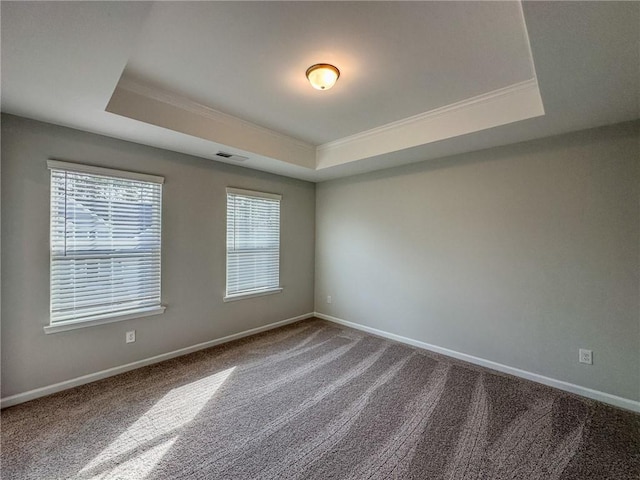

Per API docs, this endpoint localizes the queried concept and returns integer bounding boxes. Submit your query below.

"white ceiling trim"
[107,81,317,169]
[117,77,316,151]
[3,2,637,182]
[109,76,544,173]
[318,78,539,151]
[316,78,545,169]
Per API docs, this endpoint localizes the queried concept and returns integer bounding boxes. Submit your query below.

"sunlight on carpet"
[78,366,236,479]
[86,436,178,480]
[2,320,637,480]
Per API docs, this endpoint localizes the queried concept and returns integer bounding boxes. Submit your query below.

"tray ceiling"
[1,1,638,181]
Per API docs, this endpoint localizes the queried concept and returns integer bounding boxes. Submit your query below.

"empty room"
[1,1,638,479]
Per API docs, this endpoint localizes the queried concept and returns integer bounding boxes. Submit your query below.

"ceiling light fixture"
[305,63,340,91]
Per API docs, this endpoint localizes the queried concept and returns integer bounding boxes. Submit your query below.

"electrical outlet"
[579,348,592,365]
[327,296,332,304]
[126,330,136,344]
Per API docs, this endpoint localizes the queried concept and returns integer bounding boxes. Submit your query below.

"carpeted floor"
[1,318,639,479]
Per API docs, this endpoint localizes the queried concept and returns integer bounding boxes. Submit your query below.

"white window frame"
[45,160,165,334]
[224,187,282,302]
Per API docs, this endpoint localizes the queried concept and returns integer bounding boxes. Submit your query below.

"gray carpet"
[2,318,639,479]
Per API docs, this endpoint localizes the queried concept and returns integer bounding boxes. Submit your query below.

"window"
[225,187,282,301]
[47,161,164,333]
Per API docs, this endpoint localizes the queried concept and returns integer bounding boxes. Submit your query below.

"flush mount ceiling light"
[305,63,340,90]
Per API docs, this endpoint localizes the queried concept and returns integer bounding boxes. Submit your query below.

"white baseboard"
[1,312,314,409]
[315,312,640,413]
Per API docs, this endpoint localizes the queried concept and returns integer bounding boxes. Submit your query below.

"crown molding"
[117,77,316,153]
[108,79,316,170]
[314,0,542,170]
[113,76,543,174]
[318,79,539,153]
[315,78,544,169]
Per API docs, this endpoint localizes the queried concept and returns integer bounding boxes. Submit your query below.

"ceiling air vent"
[216,151,248,162]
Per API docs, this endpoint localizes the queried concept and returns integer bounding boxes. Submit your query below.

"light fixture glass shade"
[306,64,340,90]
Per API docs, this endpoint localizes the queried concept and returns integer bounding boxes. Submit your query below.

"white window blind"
[226,188,281,299]
[48,161,164,327]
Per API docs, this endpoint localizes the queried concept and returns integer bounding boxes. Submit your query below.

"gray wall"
[3,114,639,403]
[315,122,640,401]
[1,114,315,398]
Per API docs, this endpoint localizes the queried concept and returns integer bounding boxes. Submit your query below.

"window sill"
[44,306,166,334]
[224,288,283,303]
